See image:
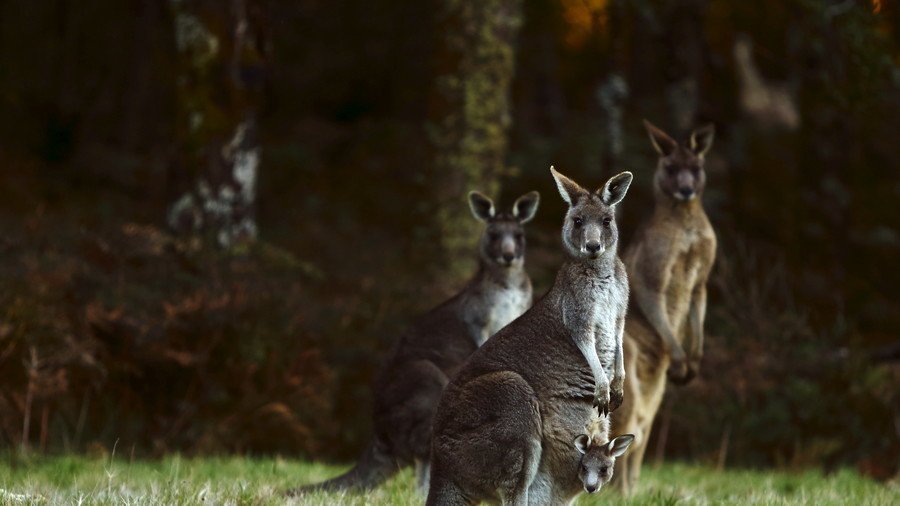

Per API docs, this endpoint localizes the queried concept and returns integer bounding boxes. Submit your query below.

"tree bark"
[167,0,268,248]
[662,0,708,134]
[597,0,630,174]
[422,0,524,283]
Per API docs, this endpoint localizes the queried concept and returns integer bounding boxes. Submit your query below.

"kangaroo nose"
[586,241,602,254]
[679,187,694,198]
[585,484,598,493]
[502,252,515,263]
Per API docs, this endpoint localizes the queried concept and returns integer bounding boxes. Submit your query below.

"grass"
[0,454,896,505]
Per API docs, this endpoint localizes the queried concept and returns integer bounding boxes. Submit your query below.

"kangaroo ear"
[643,120,678,156]
[550,166,587,206]
[599,171,633,206]
[605,434,635,458]
[468,191,495,222]
[512,191,540,224]
[574,434,590,455]
[690,123,715,157]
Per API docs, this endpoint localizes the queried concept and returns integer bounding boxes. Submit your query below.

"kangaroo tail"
[288,440,398,495]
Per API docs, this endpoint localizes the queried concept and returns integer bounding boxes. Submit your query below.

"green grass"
[0,455,896,505]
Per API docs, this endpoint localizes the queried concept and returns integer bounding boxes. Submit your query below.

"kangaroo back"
[291,191,539,494]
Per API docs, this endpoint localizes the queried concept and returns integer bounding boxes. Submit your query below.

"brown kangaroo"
[610,120,717,496]
[291,191,540,494]
[427,169,633,506]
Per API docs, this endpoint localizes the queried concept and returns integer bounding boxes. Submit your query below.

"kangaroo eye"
[489,232,500,241]
[515,232,524,240]
[600,466,609,474]
[573,217,583,228]
[603,217,612,227]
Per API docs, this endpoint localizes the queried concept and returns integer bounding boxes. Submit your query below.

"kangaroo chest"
[665,225,712,329]
[484,283,531,336]
[585,282,620,368]
[560,272,623,380]
[461,278,531,346]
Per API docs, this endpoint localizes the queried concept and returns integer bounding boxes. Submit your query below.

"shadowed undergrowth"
[0,456,896,505]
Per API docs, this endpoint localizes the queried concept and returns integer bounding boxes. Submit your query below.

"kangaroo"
[573,411,634,495]
[610,120,717,496]
[291,191,540,494]
[427,168,633,506]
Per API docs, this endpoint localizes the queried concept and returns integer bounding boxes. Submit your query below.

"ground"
[0,456,896,505]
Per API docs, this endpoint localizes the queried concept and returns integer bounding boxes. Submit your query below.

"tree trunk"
[597,0,629,174]
[167,0,268,248]
[663,0,708,134]
[422,0,524,283]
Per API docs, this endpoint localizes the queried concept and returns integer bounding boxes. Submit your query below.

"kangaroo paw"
[609,388,624,412]
[667,362,695,385]
[593,386,611,416]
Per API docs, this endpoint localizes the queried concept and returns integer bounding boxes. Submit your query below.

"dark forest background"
[0,0,897,480]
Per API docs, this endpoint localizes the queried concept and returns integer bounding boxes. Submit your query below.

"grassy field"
[0,455,897,505]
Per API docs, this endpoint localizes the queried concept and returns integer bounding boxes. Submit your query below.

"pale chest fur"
[460,275,532,346]
[558,265,626,377]
[586,279,624,374]
[484,283,532,336]
[664,218,715,336]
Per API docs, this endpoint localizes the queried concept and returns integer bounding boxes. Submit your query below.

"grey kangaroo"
[291,191,540,494]
[574,435,634,495]
[428,168,633,506]
[573,411,634,495]
[610,120,717,496]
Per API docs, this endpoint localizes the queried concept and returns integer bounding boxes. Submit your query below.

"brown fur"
[610,120,717,496]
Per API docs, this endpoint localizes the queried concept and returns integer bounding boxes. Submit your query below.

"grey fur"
[289,192,539,495]
[427,169,632,506]
[574,415,634,496]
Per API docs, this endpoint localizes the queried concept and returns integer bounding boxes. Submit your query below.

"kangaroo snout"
[500,236,517,264]
[585,240,604,255]
[584,482,598,493]
[677,187,695,200]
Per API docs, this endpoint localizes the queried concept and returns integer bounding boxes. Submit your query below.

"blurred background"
[0,0,897,481]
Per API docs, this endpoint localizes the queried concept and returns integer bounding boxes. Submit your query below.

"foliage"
[664,235,898,476]
[0,212,336,457]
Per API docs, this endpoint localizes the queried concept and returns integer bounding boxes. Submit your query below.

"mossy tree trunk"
[422,0,524,284]
[167,0,268,248]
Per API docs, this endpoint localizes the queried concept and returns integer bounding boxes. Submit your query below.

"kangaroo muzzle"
[583,226,604,256]
[674,172,696,200]
[583,471,600,493]
[500,236,516,264]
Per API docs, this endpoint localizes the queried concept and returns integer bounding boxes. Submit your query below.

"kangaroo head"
[643,119,714,203]
[468,190,540,268]
[574,433,635,494]
[550,167,632,261]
